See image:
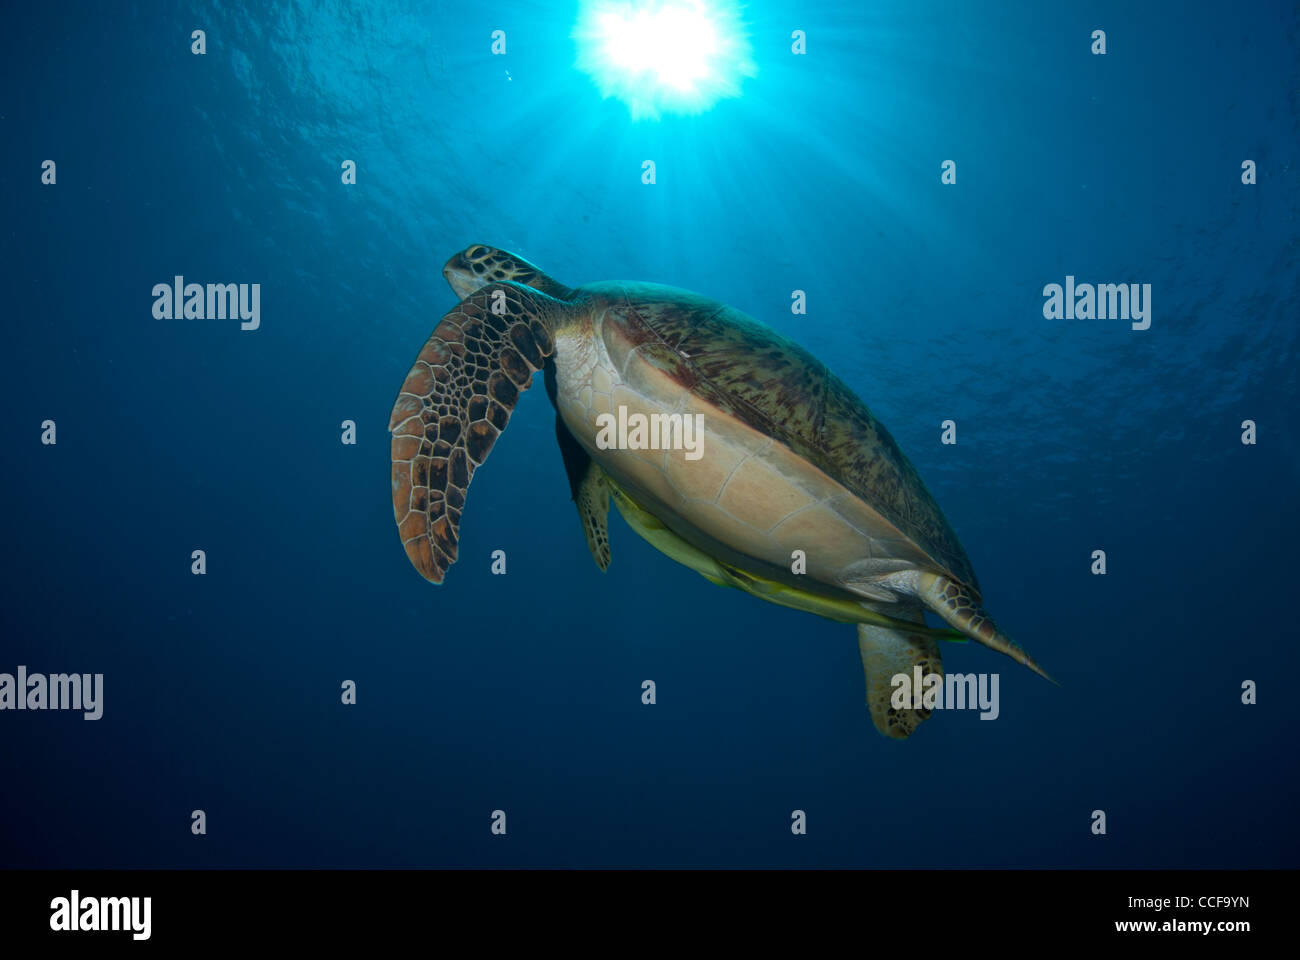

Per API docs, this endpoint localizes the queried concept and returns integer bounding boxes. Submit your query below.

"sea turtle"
[388,244,1052,738]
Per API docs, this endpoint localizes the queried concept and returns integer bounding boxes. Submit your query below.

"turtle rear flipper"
[389,282,561,583]
[858,613,943,739]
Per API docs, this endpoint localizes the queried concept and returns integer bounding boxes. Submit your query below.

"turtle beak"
[442,254,481,300]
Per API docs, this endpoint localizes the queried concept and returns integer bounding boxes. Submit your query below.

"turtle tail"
[916,571,1057,685]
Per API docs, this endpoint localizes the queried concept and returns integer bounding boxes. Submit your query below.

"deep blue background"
[1,0,1296,868]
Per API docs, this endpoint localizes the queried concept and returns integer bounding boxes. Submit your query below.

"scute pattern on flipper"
[577,464,611,571]
[389,283,555,583]
[858,611,944,740]
[609,283,978,593]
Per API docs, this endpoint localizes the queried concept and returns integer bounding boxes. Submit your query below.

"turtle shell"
[577,281,980,595]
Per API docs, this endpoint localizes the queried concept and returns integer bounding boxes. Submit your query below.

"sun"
[574,0,756,119]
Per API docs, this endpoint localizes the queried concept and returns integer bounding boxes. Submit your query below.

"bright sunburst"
[574,0,756,120]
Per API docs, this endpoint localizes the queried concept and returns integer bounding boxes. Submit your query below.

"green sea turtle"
[389,244,1052,738]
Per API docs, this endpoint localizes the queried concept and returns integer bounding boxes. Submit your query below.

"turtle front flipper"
[545,362,610,572]
[858,609,943,740]
[916,571,1056,683]
[575,463,611,571]
[389,282,561,583]
[558,422,612,572]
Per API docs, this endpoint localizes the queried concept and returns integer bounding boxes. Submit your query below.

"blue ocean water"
[1,0,1296,869]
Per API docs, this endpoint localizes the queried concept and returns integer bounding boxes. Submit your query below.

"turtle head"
[443,244,573,301]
